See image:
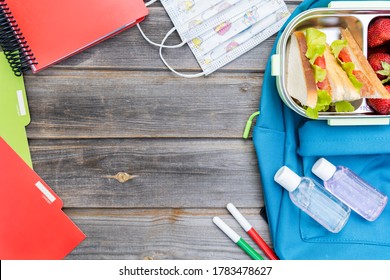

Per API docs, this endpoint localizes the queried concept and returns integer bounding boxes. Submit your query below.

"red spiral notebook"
[0,0,148,74]
[0,137,86,260]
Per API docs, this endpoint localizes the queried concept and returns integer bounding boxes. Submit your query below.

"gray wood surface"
[65,208,269,260]
[30,139,262,208]
[21,0,302,259]
[25,71,262,138]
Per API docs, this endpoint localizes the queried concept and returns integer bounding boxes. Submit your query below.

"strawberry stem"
[377,61,390,84]
[382,77,390,84]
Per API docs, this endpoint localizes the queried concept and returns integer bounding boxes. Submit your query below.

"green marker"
[213,217,264,260]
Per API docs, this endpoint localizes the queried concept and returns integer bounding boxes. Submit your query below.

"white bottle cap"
[274,166,301,192]
[312,158,337,181]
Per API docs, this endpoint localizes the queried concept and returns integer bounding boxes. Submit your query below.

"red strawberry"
[368,44,389,57]
[368,17,390,48]
[368,53,390,81]
[367,85,390,115]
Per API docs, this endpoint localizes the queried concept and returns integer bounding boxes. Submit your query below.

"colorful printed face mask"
[139,0,290,78]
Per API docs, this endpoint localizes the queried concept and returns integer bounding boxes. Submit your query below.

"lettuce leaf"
[306,45,326,64]
[305,107,319,119]
[316,89,332,110]
[305,28,327,46]
[305,90,332,119]
[341,62,363,92]
[335,101,355,112]
[304,28,327,64]
[330,40,347,58]
[313,64,327,83]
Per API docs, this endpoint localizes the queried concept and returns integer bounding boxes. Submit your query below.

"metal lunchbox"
[271,1,390,126]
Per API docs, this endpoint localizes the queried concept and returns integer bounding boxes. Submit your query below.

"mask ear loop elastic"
[137,24,186,49]
[137,0,186,48]
[145,0,158,6]
[159,27,205,78]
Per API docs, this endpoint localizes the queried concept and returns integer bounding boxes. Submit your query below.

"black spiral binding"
[0,0,37,76]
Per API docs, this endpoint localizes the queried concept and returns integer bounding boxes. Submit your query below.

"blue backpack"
[253,0,390,259]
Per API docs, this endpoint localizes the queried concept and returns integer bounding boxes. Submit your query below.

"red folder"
[2,0,149,72]
[0,137,86,260]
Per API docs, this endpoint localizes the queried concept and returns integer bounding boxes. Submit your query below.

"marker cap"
[226,203,252,232]
[212,217,240,243]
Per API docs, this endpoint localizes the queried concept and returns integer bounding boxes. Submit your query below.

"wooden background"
[23,0,301,259]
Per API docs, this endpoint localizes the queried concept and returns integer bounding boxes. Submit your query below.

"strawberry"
[368,17,390,48]
[368,44,389,57]
[367,85,390,115]
[368,53,390,82]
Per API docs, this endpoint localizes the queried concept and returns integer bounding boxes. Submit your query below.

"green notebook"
[0,51,32,167]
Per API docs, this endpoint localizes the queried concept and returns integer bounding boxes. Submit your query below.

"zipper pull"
[243,111,260,139]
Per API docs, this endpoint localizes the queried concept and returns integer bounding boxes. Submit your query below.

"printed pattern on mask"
[161,0,254,42]
[200,6,290,72]
[188,0,284,56]
[159,0,290,76]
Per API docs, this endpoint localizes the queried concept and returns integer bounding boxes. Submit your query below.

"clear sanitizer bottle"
[274,166,350,233]
[312,158,388,222]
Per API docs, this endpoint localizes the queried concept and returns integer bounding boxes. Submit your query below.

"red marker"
[227,203,279,260]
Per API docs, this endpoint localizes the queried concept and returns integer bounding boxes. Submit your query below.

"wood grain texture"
[30,139,262,208]
[25,70,262,139]
[65,208,272,260]
[45,2,299,72]
[18,0,307,259]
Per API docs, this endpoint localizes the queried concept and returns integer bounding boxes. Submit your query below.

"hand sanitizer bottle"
[274,166,350,233]
[312,158,388,222]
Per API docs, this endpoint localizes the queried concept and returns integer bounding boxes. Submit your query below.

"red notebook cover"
[3,0,148,72]
[0,137,86,260]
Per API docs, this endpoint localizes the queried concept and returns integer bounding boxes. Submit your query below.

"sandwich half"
[331,28,390,99]
[287,30,318,109]
[287,28,360,118]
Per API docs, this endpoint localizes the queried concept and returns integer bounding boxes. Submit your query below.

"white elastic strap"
[137,24,186,48]
[159,27,205,78]
[138,0,185,48]
[145,0,158,6]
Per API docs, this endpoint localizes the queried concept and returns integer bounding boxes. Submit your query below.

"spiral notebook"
[0,0,148,75]
[0,137,86,259]
[0,51,32,167]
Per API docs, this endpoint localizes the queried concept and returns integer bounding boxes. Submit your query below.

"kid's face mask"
[139,0,290,78]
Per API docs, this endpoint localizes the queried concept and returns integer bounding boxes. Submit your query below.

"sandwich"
[287,28,360,118]
[286,27,390,118]
[330,28,390,99]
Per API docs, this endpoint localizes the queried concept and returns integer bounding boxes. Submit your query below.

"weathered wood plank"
[25,70,262,139]
[30,139,263,208]
[41,3,300,72]
[65,208,272,260]
[15,0,306,260]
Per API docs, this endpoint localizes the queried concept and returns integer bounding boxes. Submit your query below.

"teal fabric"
[253,0,390,259]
